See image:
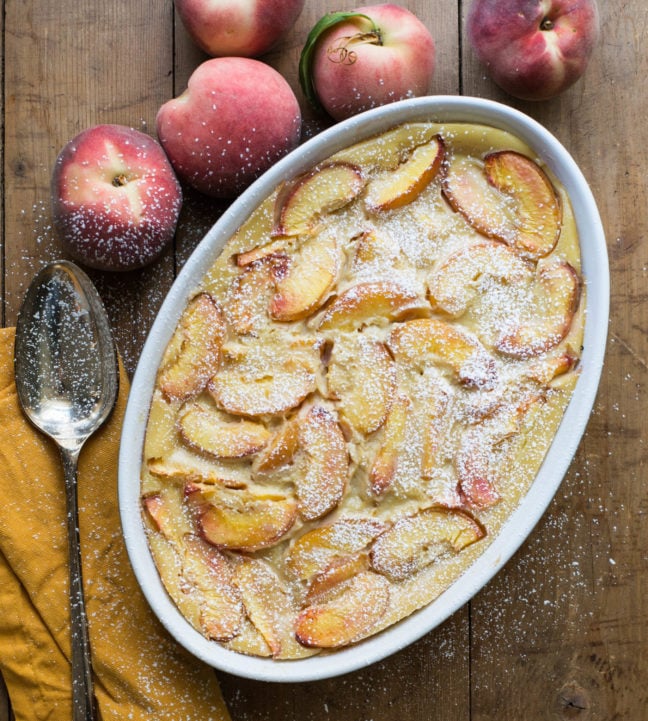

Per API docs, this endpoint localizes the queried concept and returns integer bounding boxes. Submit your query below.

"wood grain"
[1,0,645,719]
[462,2,648,719]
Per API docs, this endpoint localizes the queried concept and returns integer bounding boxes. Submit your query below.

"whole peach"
[467,0,600,101]
[156,58,302,198]
[51,124,182,272]
[176,0,305,58]
[304,4,435,121]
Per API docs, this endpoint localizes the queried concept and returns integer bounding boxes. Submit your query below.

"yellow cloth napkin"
[0,327,231,721]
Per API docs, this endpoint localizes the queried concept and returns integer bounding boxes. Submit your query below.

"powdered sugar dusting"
[139,121,585,663]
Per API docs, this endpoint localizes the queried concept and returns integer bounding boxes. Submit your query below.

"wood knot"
[557,681,590,718]
[13,158,28,178]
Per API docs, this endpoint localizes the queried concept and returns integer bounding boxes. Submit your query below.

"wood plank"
[3,0,176,374]
[462,1,648,718]
[0,0,172,712]
[219,612,469,721]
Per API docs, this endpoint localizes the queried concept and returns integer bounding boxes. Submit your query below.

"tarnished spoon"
[14,260,119,721]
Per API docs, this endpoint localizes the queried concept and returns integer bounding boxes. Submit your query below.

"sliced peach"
[455,442,501,510]
[178,400,270,459]
[270,231,340,321]
[427,240,532,317]
[272,162,365,237]
[234,237,289,267]
[186,485,297,552]
[496,260,581,358]
[157,293,226,402]
[252,417,300,476]
[327,335,395,435]
[224,256,286,335]
[332,123,440,172]
[182,534,244,642]
[147,453,248,489]
[525,350,579,386]
[296,406,349,521]
[294,571,390,648]
[370,507,485,582]
[317,281,429,331]
[209,338,319,417]
[388,318,496,389]
[369,394,410,496]
[418,378,451,480]
[443,151,561,261]
[287,517,387,582]
[443,156,512,239]
[352,229,400,271]
[142,493,181,540]
[454,395,542,509]
[485,151,562,260]
[365,135,445,212]
[305,554,369,604]
[233,558,288,657]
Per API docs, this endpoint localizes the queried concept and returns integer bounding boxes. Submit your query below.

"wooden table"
[1,1,644,719]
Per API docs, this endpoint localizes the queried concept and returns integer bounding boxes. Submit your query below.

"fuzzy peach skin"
[176,0,305,58]
[466,0,600,101]
[311,4,435,121]
[51,124,182,272]
[156,58,302,198]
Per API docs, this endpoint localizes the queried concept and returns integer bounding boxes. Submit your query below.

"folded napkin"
[0,327,231,721]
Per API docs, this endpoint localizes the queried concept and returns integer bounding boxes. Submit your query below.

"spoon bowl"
[14,260,119,720]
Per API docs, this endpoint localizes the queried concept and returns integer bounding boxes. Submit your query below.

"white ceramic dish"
[119,96,609,683]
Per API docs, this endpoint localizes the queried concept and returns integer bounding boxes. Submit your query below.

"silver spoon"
[14,260,119,721]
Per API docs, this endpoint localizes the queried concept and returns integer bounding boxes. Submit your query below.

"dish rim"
[118,95,609,683]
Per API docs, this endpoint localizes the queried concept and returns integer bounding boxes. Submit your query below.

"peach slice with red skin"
[296,406,349,521]
[388,318,497,389]
[224,255,287,334]
[455,394,542,509]
[272,162,365,237]
[525,350,579,387]
[157,293,226,402]
[186,484,297,552]
[305,554,369,604]
[270,231,340,321]
[142,493,181,539]
[352,229,400,271]
[287,517,387,583]
[365,135,445,212]
[294,571,390,649]
[369,394,410,496]
[182,534,244,642]
[253,406,348,520]
[496,260,581,358]
[418,378,451,480]
[370,507,486,582]
[317,281,429,331]
[178,400,271,459]
[327,334,396,435]
[146,453,248,489]
[443,150,562,261]
[455,442,501,510]
[234,237,289,267]
[209,338,319,417]
[427,240,532,317]
[252,417,300,476]
[233,558,288,657]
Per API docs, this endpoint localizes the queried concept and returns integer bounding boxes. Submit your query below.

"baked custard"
[140,122,584,658]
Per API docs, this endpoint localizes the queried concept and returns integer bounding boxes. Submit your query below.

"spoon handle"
[60,447,97,721]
